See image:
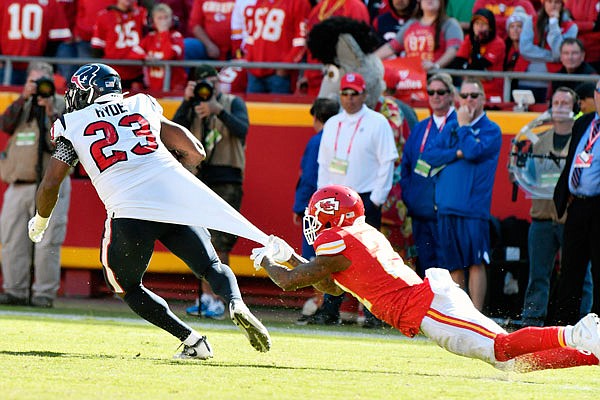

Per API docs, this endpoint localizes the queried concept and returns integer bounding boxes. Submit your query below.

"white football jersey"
[52,94,268,245]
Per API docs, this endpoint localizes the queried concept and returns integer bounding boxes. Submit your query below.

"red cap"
[340,72,366,93]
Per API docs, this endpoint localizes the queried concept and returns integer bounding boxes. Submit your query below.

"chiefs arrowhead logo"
[314,197,340,216]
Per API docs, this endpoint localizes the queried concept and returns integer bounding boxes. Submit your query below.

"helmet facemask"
[303,212,322,245]
[302,185,365,245]
[65,63,122,113]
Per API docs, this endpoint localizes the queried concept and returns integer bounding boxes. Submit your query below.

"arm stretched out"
[260,252,349,295]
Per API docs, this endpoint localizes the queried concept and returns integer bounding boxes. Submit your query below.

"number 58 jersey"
[51,94,193,222]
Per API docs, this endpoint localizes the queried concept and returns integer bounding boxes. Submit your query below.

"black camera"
[35,77,55,98]
[192,80,214,103]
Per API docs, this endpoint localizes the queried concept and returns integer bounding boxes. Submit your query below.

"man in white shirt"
[312,72,398,326]
[318,72,398,226]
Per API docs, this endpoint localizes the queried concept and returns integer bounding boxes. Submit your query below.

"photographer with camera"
[0,62,70,308]
[173,64,249,318]
[519,87,593,327]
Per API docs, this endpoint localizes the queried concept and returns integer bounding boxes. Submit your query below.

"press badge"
[15,132,36,146]
[329,157,348,175]
[540,172,560,187]
[414,158,432,177]
[575,151,593,168]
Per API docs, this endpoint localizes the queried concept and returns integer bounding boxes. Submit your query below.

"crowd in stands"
[0,0,597,102]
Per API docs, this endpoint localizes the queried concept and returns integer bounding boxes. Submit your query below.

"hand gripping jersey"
[51,94,268,245]
[314,221,434,337]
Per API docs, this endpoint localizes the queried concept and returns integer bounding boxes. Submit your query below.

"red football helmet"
[303,185,366,245]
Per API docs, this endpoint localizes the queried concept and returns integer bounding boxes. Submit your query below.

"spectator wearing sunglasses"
[400,73,456,277]
[422,78,502,311]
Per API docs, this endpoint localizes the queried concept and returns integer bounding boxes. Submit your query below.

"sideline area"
[0,90,540,301]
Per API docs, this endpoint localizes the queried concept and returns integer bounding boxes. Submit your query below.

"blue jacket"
[293,131,322,214]
[422,113,502,219]
[400,111,457,220]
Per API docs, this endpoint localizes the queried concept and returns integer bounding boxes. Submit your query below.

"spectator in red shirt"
[374,0,464,72]
[136,3,188,92]
[185,0,236,61]
[299,0,371,95]
[56,0,114,80]
[158,0,195,36]
[0,0,72,84]
[91,0,148,89]
[244,0,311,93]
[453,8,506,101]
[471,0,537,41]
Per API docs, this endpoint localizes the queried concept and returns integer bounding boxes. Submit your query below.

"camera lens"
[193,80,214,102]
[36,77,55,98]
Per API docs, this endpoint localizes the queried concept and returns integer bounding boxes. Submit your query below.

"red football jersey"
[188,0,236,60]
[303,0,370,95]
[314,222,434,337]
[455,36,506,98]
[91,5,147,81]
[245,0,311,77]
[0,0,72,58]
[402,22,461,62]
[73,0,115,42]
[472,0,536,41]
[139,30,188,91]
[306,0,370,31]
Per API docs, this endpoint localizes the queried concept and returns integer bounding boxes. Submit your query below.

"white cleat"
[173,336,214,360]
[230,300,271,352]
[571,313,600,359]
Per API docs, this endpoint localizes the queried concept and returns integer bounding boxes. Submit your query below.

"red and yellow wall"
[0,93,538,278]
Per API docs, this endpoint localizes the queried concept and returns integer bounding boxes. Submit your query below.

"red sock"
[494,326,568,361]
[514,348,598,372]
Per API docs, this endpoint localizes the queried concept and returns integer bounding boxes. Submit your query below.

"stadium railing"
[0,55,597,102]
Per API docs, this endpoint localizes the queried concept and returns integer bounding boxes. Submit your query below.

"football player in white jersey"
[27,63,271,360]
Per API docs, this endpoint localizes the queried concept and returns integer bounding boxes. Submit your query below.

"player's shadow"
[165,360,407,376]
[0,350,117,360]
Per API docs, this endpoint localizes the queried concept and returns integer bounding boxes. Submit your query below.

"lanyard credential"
[334,116,364,158]
[420,115,447,153]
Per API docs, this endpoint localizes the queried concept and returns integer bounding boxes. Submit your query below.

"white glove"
[28,212,50,243]
[250,241,274,270]
[269,235,293,263]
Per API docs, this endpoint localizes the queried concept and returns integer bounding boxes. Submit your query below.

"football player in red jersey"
[253,185,600,372]
[0,0,72,84]
[90,0,147,89]
[244,0,311,93]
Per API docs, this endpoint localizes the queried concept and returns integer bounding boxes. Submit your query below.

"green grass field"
[0,304,598,400]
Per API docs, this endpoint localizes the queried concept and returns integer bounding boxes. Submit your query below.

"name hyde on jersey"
[95,103,127,118]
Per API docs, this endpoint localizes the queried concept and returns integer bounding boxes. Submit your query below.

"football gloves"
[28,212,50,243]
[250,235,294,270]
